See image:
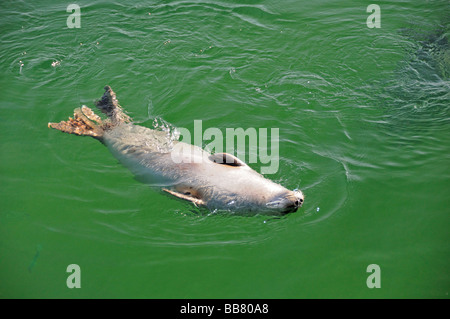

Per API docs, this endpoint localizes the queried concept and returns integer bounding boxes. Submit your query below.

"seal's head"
[266,189,304,214]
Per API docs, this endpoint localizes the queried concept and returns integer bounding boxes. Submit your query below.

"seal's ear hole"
[208,153,247,167]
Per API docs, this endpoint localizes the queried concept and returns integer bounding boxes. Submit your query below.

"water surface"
[0,0,449,298]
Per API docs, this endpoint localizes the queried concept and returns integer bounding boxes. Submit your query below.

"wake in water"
[387,20,449,110]
[378,18,450,137]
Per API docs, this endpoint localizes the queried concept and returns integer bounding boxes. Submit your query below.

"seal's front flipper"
[163,188,205,207]
[48,107,103,139]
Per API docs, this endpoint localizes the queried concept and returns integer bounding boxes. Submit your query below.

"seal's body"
[49,86,304,214]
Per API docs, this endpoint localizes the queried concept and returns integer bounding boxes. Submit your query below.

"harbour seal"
[48,86,304,215]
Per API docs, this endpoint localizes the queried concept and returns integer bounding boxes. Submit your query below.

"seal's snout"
[267,189,304,214]
[294,190,304,208]
[284,190,304,213]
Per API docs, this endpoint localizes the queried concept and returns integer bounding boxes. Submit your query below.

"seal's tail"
[48,86,132,139]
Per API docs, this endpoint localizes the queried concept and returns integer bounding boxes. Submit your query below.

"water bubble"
[150,117,180,153]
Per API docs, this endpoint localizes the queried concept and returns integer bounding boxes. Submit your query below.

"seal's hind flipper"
[81,105,103,125]
[48,107,103,139]
[95,85,131,126]
[163,188,205,207]
[48,86,131,139]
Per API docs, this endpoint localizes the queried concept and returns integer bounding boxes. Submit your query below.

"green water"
[1,0,449,299]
